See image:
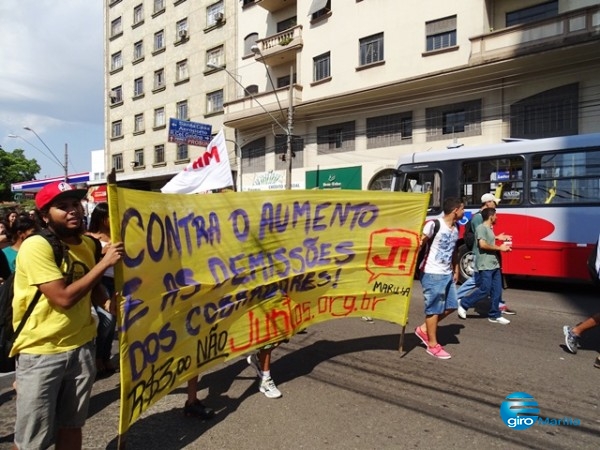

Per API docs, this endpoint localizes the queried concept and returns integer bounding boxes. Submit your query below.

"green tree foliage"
[0,147,40,201]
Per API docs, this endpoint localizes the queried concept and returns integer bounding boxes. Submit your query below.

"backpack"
[587,239,600,286]
[0,230,65,373]
[415,219,440,280]
[463,212,481,250]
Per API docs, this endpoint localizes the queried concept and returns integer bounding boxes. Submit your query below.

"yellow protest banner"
[107,186,428,434]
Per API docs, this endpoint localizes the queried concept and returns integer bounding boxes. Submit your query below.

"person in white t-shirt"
[414,197,464,359]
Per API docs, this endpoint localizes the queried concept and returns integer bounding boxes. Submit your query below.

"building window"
[133,40,144,61]
[277,73,296,88]
[206,46,224,68]
[176,100,188,120]
[154,0,165,14]
[176,60,189,81]
[207,1,224,27]
[154,30,165,51]
[134,113,144,133]
[244,33,258,55]
[426,16,457,52]
[426,99,482,141]
[313,52,330,81]
[133,4,144,25]
[207,90,223,113]
[317,121,356,154]
[275,135,304,170]
[154,145,165,163]
[154,107,165,127]
[309,0,331,21]
[110,17,122,37]
[133,77,144,97]
[134,149,144,167]
[110,86,123,104]
[510,83,578,139]
[241,137,266,174]
[111,120,123,138]
[111,51,122,71]
[112,153,123,171]
[177,143,189,160]
[359,32,384,66]
[277,16,296,33]
[154,69,165,89]
[506,0,558,27]
[176,18,188,40]
[366,113,413,149]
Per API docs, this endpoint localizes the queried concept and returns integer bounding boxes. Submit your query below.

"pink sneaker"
[415,326,429,347]
[426,344,451,359]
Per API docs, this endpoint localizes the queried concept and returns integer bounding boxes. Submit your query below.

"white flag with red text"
[161,129,234,194]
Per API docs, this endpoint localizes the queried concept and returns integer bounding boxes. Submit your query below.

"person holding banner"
[11,181,124,450]
[414,197,464,359]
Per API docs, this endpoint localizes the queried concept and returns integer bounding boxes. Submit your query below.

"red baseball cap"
[35,181,88,210]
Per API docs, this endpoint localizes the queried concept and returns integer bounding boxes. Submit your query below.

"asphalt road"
[1,279,599,449]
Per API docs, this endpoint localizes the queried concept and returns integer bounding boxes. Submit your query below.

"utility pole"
[286,65,294,190]
[64,143,69,182]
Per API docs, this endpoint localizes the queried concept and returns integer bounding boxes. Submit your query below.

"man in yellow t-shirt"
[11,181,124,450]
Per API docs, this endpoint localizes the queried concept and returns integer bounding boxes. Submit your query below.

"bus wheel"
[458,245,475,284]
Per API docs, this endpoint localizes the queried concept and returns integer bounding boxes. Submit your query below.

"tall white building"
[104,0,238,190]
[105,0,600,191]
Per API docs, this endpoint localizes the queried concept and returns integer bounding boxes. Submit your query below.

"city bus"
[391,133,600,283]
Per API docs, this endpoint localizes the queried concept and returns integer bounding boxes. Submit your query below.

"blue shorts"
[421,272,458,315]
[14,341,96,449]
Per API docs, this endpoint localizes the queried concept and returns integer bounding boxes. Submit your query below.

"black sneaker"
[594,357,600,369]
[184,400,215,420]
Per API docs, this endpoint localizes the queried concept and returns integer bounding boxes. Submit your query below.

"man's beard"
[47,217,83,239]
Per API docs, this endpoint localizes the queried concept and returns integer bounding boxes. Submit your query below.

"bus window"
[399,169,441,211]
[531,150,600,204]
[461,157,524,206]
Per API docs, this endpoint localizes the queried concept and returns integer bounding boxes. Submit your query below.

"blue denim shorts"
[421,272,458,315]
[14,341,96,449]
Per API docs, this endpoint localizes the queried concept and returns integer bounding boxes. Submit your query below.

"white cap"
[481,193,501,204]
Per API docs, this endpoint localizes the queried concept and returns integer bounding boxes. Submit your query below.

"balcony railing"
[254,25,303,66]
[222,84,303,129]
[470,5,600,64]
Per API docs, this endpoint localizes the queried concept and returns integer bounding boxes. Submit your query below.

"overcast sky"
[0,0,104,179]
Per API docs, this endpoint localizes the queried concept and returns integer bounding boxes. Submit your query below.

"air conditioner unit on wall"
[214,12,224,22]
[178,29,188,39]
[109,90,118,102]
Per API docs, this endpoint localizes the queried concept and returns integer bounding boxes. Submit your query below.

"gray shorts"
[14,341,96,449]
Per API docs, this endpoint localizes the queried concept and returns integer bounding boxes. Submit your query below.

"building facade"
[104,0,238,190]
[105,0,600,191]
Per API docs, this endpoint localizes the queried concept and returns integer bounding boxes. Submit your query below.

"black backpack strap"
[10,290,43,346]
[37,229,65,268]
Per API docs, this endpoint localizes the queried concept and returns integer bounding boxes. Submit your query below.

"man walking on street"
[11,181,124,450]
[456,193,515,315]
[414,197,464,359]
[457,208,512,324]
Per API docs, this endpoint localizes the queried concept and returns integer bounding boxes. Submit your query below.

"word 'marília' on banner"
[107,187,429,434]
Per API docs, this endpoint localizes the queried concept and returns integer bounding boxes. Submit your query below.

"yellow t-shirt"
[10,234,97,356]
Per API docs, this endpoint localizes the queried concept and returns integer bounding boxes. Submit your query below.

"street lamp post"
[208,59,294,190]
[23,127,68,182]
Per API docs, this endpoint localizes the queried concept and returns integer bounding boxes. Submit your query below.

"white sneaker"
[457,300,467,320]
[259,377,282,399]
[488,316,510,325]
